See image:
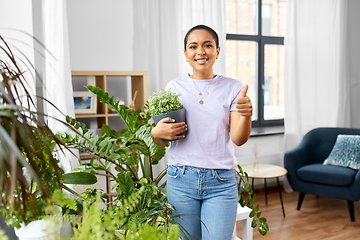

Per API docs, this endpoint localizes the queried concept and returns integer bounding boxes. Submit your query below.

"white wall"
[67,0,133,71]
[0,1,36,98]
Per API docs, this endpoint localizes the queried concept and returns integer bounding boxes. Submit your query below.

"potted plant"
[146,89,186,139]
[67,190,180,240]
[58,85,181,237]
[0,35,97,239]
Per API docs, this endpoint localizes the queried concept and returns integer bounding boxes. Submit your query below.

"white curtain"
[284,0,350,152]
[0,1,76,173]
[283,0,350,192]
[132,0,226,178]
[41,0,76,173]
[132,0,226,96]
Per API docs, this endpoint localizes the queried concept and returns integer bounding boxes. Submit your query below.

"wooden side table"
[237,164,287,217]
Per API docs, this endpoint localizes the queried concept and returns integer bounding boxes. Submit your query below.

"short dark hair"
[184,25,219,50]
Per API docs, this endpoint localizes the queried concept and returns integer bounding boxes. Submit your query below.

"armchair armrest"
[284,141,314,190]
[284,141,313,171]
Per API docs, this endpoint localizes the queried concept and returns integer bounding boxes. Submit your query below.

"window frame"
[226,0,284,127]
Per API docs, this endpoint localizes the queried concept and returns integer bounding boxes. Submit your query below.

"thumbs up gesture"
[236,84,253,118]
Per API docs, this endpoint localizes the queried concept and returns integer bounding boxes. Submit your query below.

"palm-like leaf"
[0,34,87,227]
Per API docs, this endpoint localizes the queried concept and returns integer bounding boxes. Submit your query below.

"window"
[225,0,286,127]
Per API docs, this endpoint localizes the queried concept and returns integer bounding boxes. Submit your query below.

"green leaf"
[117,172,135,198]
[245,172,249,182]
[257,211,262,218]
[128,142,148,155]
[108,153,120,161]
[255,204,259,212]
[105,161,113,169]
[249,210,256,218]
[92,164,104,170]
[259,222,269,236]
[63,172,97,185]
[243,183,249,192]
[239,196,246,207]
[251,218,258,228]
[259,217,267,224]
[248,193,252,201]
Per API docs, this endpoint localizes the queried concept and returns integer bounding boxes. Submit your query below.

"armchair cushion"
[297,163,357,187]
[323,134,360,170]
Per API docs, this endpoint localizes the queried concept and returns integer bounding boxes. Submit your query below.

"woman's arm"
[151,117,187,146]
[230,85,253,146]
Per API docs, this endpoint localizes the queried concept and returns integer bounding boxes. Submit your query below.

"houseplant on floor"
[58,85,182,238]
[0,35,98,239]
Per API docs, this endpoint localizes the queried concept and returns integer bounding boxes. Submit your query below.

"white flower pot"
[14,219,62,240]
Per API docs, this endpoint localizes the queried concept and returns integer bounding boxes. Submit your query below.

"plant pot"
[152,108,187,141]
[14,218,62,240]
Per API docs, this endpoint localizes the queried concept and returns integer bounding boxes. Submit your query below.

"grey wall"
[348,0,360,128]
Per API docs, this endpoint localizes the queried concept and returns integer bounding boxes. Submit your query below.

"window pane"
[264,44,284,120]
[226,40,258,121]
[262,0,287,36]
[226,0,257,35]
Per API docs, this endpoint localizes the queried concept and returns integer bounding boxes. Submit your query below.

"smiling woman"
[150,24,255,240]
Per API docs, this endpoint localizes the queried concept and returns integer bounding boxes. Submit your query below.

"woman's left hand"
[236,84,253,118]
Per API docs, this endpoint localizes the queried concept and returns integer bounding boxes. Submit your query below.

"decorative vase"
[151,108,187,141]
[253,157,259,172]
[14,218,62,240]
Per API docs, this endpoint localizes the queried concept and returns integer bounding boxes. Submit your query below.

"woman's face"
[184,29,220,79]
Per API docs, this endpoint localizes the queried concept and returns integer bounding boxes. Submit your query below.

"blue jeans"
[167,165,238,240]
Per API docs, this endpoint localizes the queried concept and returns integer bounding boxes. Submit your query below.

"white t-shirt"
[165,74,244,170]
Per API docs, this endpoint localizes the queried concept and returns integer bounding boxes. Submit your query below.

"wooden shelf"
[72,71,148,202]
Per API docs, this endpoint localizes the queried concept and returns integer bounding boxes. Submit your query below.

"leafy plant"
[57,85,180,234]
[0,35,67,228]
[146,89,183,116]
[68,190,180,240]
[237,165,269,236]
[0,34,96,229]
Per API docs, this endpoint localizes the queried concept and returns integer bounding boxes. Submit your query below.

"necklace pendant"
[199,93,202,96]
[199,100,204,104]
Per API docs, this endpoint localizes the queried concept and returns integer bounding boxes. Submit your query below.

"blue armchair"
[284,127,360,221]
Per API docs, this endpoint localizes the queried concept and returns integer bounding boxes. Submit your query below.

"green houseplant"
[0,35,97,239]
[147,89,186,140]
[147,89,183,116]
[58,85,181,237]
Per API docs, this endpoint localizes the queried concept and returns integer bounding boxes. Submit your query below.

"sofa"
[284,127,360,221]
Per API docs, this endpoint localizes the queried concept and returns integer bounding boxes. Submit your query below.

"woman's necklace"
[191,75,216,104]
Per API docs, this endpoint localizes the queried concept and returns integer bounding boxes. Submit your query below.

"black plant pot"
[152,108,187,141]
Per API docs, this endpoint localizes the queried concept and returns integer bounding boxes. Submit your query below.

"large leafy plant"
[68,190,180,240]
[0,35,96,229]
[58,85,179,233]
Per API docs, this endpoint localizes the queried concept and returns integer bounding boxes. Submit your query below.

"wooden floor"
[236,186,360,240]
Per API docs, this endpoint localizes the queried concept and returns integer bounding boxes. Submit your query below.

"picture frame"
[73,91,97,114]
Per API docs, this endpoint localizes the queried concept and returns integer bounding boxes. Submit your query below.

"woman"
[151,24,253,240]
